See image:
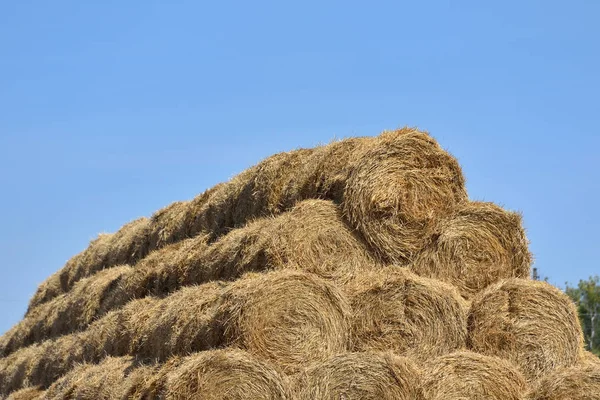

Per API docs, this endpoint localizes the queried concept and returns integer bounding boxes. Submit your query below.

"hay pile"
[1,127,595,398]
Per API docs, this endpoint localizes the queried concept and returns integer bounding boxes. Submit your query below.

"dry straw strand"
[421,351,527,400]
[410,201,532,299]
[468,278,584,382]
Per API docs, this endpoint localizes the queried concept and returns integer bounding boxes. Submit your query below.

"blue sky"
[0,1,598,334]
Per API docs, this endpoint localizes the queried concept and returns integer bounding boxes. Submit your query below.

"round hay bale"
[124,199,374,303]
[0,265,132,357]
[421,351,527,400]
[182,199,376,288]
[410,201,532,299]
[526,364,600,400]
[120,236,209,299]
[147,201,191,251]
[232,148,317,224]
[468,278,584,381]
[217,270,351,373]
[344,128,467,264]
[346,267,468,360]
[163,349,291,400]
[43,356,158,400]
[306,137,369,201]
[6,387,44,400]
[127,282,225,361]
[294,351,424,400]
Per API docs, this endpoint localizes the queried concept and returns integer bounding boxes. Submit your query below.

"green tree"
[566,276,600,355]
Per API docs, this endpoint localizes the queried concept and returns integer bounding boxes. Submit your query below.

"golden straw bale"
[421,351,527,400]
[468,278,584,382]
[294,351,424,400]
[410,201,532,299]
[121,234,210,299]
[127,282,225,361]
[526,364,600,400]
[345,266,468,360]
[147,201,191,251]
[344,128,467,263]
[217,270,351,373]
[232,148,317,225]
[42,356,158,400]
[162,349,292,400]
[6,387,44,400]
[124,199,374,301]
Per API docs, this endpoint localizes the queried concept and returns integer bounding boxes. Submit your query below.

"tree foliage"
[566,276,600,355]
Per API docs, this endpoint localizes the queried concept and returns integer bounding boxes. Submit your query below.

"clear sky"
[0,1,598,334]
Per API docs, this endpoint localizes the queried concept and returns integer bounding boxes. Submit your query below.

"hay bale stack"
[468,278,584,381]
[346,267,468,360]
[125,199,373,299]
[526,364,600,400]
[421,351,527,400]
[294,351,424,400]
[161,349,292,400]
[42,356,158,400]
[5,387,44,400]
[0,270,349,394]
[344,129,467,263]
[7,199,370,356]
[410,201,532,299]
[26,128,465,312]
[0,266,132,357]
[218,270,351,373]
[28,217,150,312]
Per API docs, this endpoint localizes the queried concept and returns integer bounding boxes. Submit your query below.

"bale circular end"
[468,278,584,381]
[526,364,600,400]
[295,351,424,400]
[347,267,468,360]
[219,270,351,372]
[164,349,291,400]
[411,201,532,298]
[344,128,467,263]
[422,351,527,400]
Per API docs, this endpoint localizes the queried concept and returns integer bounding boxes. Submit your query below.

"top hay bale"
[468,278,584,382]
[410,201,532,299]
[27,127,466,311]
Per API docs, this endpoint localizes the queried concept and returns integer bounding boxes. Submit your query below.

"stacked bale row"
[27,128,467,310]
[1,127,598,399]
